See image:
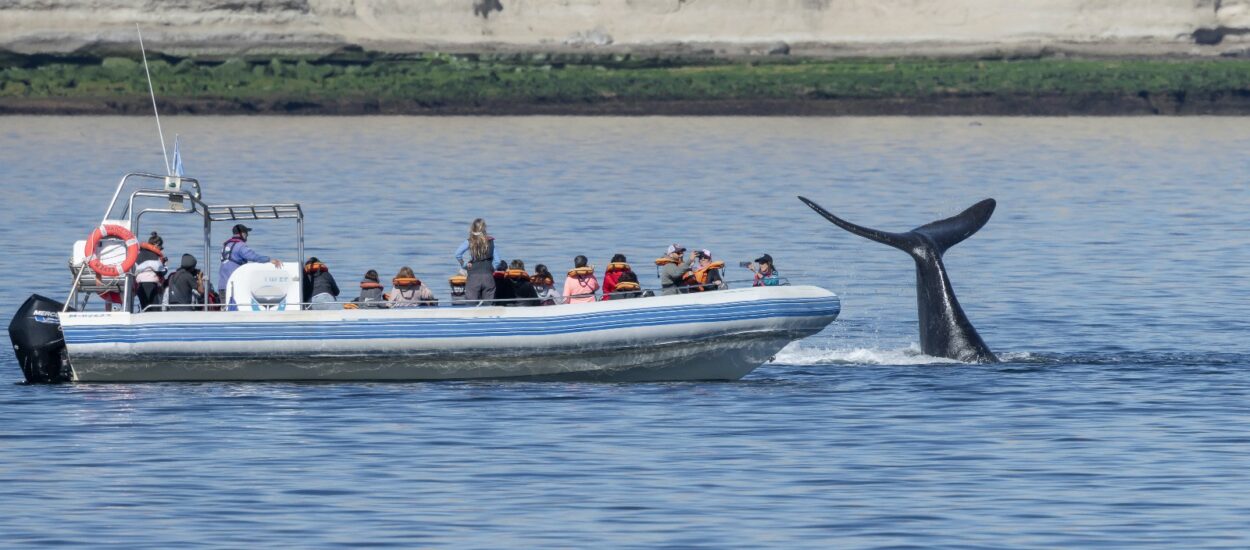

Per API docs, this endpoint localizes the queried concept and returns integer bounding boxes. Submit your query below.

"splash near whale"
[798,196,998,363]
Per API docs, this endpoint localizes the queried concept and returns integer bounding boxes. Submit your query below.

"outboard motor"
[8,294,72,383]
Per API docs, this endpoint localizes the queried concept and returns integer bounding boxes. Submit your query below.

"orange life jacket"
[506,269,530,280]
[567,266,595,277]
[530,274,554,286]
[393,277,421,287]
[304,262,328,274]
[693,261,725,284]
[606,262,631,273]
[613,281,641,292]
[360,281,383,290]
[139,242,165,260]
[448,274,467,286]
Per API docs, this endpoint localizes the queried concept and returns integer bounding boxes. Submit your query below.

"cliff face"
[4,0,1250,56]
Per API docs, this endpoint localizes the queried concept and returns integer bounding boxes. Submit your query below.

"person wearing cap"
[692,249,727,292]
[658,244,692,296]
[747,253,781,287]
[218,223,283,291]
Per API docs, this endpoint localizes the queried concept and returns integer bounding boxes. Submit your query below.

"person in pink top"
[562,255,599,304]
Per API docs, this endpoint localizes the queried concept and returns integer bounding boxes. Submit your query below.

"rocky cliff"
[4,0,1250,57]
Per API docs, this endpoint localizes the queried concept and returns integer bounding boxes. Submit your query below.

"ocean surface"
[1,116,1248,548]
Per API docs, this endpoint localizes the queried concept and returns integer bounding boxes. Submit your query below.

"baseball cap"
[754,253,773,264]
[666,243,686,255]
[232,224,253,234]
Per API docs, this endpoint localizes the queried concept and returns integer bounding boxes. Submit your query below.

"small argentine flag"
[172,135,185,177]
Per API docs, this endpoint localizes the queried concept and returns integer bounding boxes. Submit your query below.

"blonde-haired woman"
[454,218,504,303]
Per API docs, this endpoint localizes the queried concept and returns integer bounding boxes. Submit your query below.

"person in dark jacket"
[302,257,340,310]
[164,254,204,310]
[492,260,517,305]
[506,259,540,307]
[352,269,386,308]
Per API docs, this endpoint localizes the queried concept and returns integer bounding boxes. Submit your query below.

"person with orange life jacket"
[563,255,599,304]
[134,231,168,312]
[656,243,693,296]
[601,253,635,299]
[302,257,340,310]
[448,272,469,305]
[492,260,517,305]
[388,266,437,307]
[352,269,386,308]
[530,264,562,306]
[691,249,727,292]
[218,224,283,293]
[608,270,645,299]
[501,259,540,307]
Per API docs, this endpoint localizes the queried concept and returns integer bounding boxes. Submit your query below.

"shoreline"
[5,93,1250,116]
[5,55,1250,116]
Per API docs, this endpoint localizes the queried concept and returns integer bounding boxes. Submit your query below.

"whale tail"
[797,197,995,258]
[798,196,998,363]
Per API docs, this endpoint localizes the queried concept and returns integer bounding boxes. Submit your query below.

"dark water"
[1,117,1248,547]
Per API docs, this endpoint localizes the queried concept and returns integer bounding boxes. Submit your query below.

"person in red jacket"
[601,253,634,299]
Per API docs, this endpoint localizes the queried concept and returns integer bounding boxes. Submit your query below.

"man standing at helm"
[218,224,283,292]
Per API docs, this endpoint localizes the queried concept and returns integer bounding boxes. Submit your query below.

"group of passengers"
[125,218,783,312]
[114,230,212,312]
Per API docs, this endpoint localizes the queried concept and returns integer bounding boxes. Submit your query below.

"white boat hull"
[59,286,840,382]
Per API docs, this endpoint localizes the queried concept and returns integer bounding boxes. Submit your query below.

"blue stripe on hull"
[64,297,840,345]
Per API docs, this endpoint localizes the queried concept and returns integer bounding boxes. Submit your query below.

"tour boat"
[9,173,840,383]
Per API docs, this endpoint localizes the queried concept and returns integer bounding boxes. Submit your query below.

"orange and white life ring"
[84,224,139,278]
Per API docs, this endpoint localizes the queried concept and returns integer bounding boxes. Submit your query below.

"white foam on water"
[996,351,1036,362]
[770,342,963,366]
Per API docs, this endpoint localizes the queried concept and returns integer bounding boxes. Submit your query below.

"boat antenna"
[137,25,172,175]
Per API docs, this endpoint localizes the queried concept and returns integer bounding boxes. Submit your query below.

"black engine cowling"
[9,294,72,383]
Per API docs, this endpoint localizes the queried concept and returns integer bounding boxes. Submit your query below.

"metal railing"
[68,172,308,313]
[67,173,212,312]
[133,277,789,312]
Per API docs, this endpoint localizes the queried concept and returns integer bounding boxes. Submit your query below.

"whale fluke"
[798,196,998,363]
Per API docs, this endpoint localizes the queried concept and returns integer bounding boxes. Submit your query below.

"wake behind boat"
[9,173,840,383]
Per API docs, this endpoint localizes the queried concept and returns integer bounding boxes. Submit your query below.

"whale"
[798,196,999,363]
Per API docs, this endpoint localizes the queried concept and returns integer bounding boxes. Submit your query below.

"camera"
[738,261,752,268]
